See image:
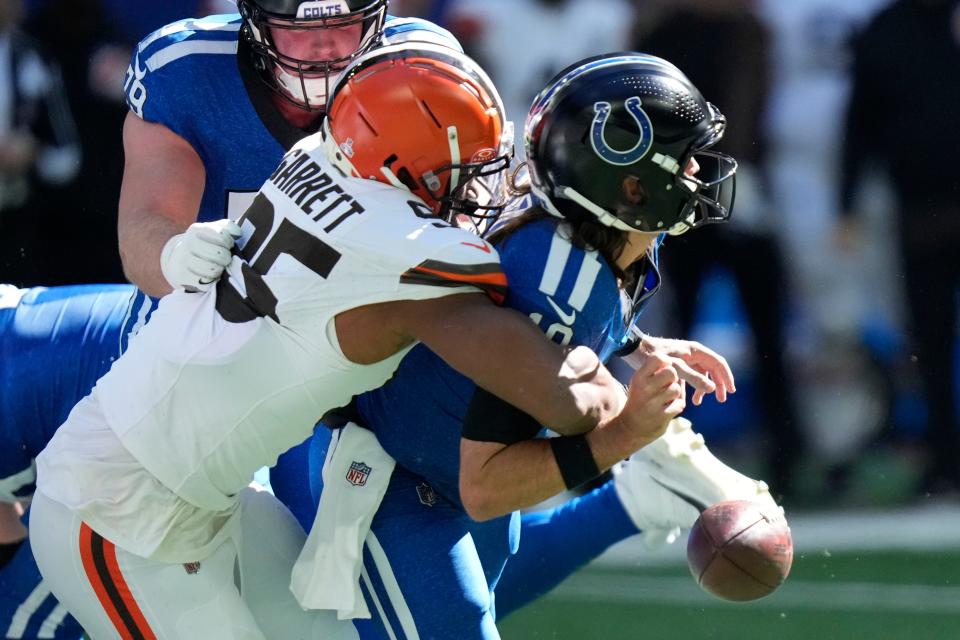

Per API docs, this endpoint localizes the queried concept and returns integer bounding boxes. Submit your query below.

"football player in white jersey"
[30,44,684,640]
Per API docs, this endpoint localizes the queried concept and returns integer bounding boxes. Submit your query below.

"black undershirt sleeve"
[0,540,23,571]
[461,386,544,444]
[460,387,605,489]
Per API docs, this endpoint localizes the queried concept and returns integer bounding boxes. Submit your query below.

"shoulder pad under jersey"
[382,15,463,52]
[124,15,242,132]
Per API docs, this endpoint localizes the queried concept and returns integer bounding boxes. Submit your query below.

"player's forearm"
[117,206,182,296]
[0,501,27,545]
[117,113,206,296]
[455,338,622,436]
[413,296,624,435]
[551,347,627,435]
[459,420,650,521]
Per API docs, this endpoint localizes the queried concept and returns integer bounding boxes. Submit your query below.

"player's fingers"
[195,223,240,249]
[191,242,234,268]
[648,366,679,392]
[189,261,224,281]
[690,363,730,403]
[671,358,715,395]
[695,344,736,393]
[664,394,686,417]
[635,352,672,376]
[692,386,706,406]
[714,379,728,404]
[653,380,683,408]
[697,371,727,403]
[222,219,243,239]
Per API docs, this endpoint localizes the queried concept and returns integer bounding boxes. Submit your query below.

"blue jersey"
[356,216,657,506]
[0,284,130,640]
[120,13,463,338]
[291,215,662,640]
[0,285,132,500]
[124,14,288,223]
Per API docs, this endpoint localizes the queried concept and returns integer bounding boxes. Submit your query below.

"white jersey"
[37,134,505,561]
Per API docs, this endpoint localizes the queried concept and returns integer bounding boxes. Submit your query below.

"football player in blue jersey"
[0,283,134,640]
[277,53,780,639]
[0,47,765,640]
[2,35,685,638]
[116,0,464,334]
[27,42,695,640]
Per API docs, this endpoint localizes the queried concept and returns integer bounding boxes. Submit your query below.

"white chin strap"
[447,126,461,194]
[534,182,636,232]
[560,186,634,232]
[536,184,696,236]
[275,69,328,107]
[535,148,700,235]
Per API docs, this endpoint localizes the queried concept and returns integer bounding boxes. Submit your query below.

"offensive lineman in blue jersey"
[278,54,779,639]
[117,0,464,336]
[0,284,133,640]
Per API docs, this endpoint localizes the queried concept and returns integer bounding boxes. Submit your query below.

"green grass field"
[500,549,960,639]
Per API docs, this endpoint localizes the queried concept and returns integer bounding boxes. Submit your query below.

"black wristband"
[612,334,642,358]
[550,434,601,490]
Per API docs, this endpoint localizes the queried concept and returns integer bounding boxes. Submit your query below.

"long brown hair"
[488,205,637,288]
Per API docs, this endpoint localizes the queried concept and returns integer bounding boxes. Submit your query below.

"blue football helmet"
[524,53,737,235]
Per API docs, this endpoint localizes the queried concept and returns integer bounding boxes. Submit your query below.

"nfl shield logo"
[346,461,372,486]
[416,482,438,507]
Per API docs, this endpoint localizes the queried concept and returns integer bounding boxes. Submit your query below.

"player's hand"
[637,336,735,406]
[619,353,685,447]
[160,219,242,292]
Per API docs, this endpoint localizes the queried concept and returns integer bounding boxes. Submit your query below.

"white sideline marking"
[550,574,960,614]
[593,503,960,568]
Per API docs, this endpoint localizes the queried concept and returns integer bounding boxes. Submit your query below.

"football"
[687,499,793,602]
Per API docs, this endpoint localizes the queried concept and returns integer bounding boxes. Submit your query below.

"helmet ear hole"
[622,176,647,206]
[395,166,419,192]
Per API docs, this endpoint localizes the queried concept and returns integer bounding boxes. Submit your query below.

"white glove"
[160,219,242,292]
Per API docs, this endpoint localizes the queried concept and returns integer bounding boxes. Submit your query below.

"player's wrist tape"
[550,434,600,490]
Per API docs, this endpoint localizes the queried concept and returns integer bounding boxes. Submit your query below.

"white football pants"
[30,485,359,640]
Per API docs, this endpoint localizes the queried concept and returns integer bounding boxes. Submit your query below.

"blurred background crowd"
[1,0,958,509]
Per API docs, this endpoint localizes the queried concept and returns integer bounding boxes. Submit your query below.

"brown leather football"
[687,499,794,601]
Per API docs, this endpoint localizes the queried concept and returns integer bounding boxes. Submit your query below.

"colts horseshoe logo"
[590,96,654,166]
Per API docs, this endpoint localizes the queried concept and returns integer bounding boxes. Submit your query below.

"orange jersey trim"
[400,260,507,304]
[79,523,157,640]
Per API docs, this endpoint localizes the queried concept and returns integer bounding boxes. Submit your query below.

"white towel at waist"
[290,421,395,619]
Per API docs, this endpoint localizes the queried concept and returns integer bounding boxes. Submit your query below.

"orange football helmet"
[322,42,513,220]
